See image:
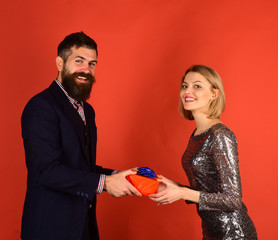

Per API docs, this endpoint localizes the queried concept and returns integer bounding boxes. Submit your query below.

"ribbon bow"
[137,167,156,179]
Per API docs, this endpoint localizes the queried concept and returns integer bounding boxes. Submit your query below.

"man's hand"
[104,168,142,197]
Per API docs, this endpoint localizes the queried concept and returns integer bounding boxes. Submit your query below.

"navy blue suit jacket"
[21,81,113,240]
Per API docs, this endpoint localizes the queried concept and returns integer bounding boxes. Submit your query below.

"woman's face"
[180,72,216,115]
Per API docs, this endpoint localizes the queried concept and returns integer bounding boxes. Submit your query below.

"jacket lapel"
[48,81,89,166]
[84,102,97,169]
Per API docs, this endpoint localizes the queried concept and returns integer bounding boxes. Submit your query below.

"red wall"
[1,0,277,239]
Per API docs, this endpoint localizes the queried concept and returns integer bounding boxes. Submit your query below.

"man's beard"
[61,67,95,102]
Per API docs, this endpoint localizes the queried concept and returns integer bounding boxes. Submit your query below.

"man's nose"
[81,63,90,74]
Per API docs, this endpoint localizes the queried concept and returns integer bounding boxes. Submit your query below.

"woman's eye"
[194,85,201,88]
[181,85,187,89]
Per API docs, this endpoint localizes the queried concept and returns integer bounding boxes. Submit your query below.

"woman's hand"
[149,175,186,205]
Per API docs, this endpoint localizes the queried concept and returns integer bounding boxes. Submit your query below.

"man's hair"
[57,32,98,62]
[179,64,225,120]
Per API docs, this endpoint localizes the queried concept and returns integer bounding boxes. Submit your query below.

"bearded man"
[20,32,141,240]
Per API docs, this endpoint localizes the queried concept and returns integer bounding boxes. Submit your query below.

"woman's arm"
[199,129,243,211]
[149,175,200,205]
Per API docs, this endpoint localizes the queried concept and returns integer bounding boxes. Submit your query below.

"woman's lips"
[185,97,195,102]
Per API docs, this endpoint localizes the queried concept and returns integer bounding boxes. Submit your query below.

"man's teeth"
[78,76,87,80]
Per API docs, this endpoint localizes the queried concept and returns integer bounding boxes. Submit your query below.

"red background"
[1,0,278,239]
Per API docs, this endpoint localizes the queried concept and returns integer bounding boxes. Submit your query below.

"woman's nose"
[184,87,192,94]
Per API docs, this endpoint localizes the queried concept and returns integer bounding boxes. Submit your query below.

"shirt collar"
[55,79,83,106]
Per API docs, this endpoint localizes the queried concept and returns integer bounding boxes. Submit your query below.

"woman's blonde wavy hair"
[179,65,225,120]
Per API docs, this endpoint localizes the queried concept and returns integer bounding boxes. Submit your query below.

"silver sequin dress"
[182,123,257,240]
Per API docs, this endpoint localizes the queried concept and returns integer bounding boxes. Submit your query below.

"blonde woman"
[150,65,257,239]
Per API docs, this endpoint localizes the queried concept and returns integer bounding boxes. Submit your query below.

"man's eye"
[75,60,82,63]
[89,62,96,67]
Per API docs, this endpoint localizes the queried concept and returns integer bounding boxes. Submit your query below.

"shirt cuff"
[97,171,119,194]
[96,174,105,194]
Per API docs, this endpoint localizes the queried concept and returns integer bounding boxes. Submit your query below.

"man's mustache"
[71,72,95,83]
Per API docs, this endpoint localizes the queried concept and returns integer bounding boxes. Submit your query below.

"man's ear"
[56,56,64,72]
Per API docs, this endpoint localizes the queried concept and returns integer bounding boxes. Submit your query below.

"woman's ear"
[56,56,64,72]
[212,89,219,100]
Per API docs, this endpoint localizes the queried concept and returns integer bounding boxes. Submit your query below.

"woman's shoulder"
[211,123,237,142]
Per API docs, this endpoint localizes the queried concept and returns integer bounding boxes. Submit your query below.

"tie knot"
[74,101,86,124]
[74,101,82,109]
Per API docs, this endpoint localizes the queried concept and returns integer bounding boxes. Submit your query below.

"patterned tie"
[74,101,86,124]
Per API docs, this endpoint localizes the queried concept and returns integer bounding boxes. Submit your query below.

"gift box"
[126,167,159,196]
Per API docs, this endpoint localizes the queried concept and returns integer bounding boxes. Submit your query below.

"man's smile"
[76,76,88,83]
